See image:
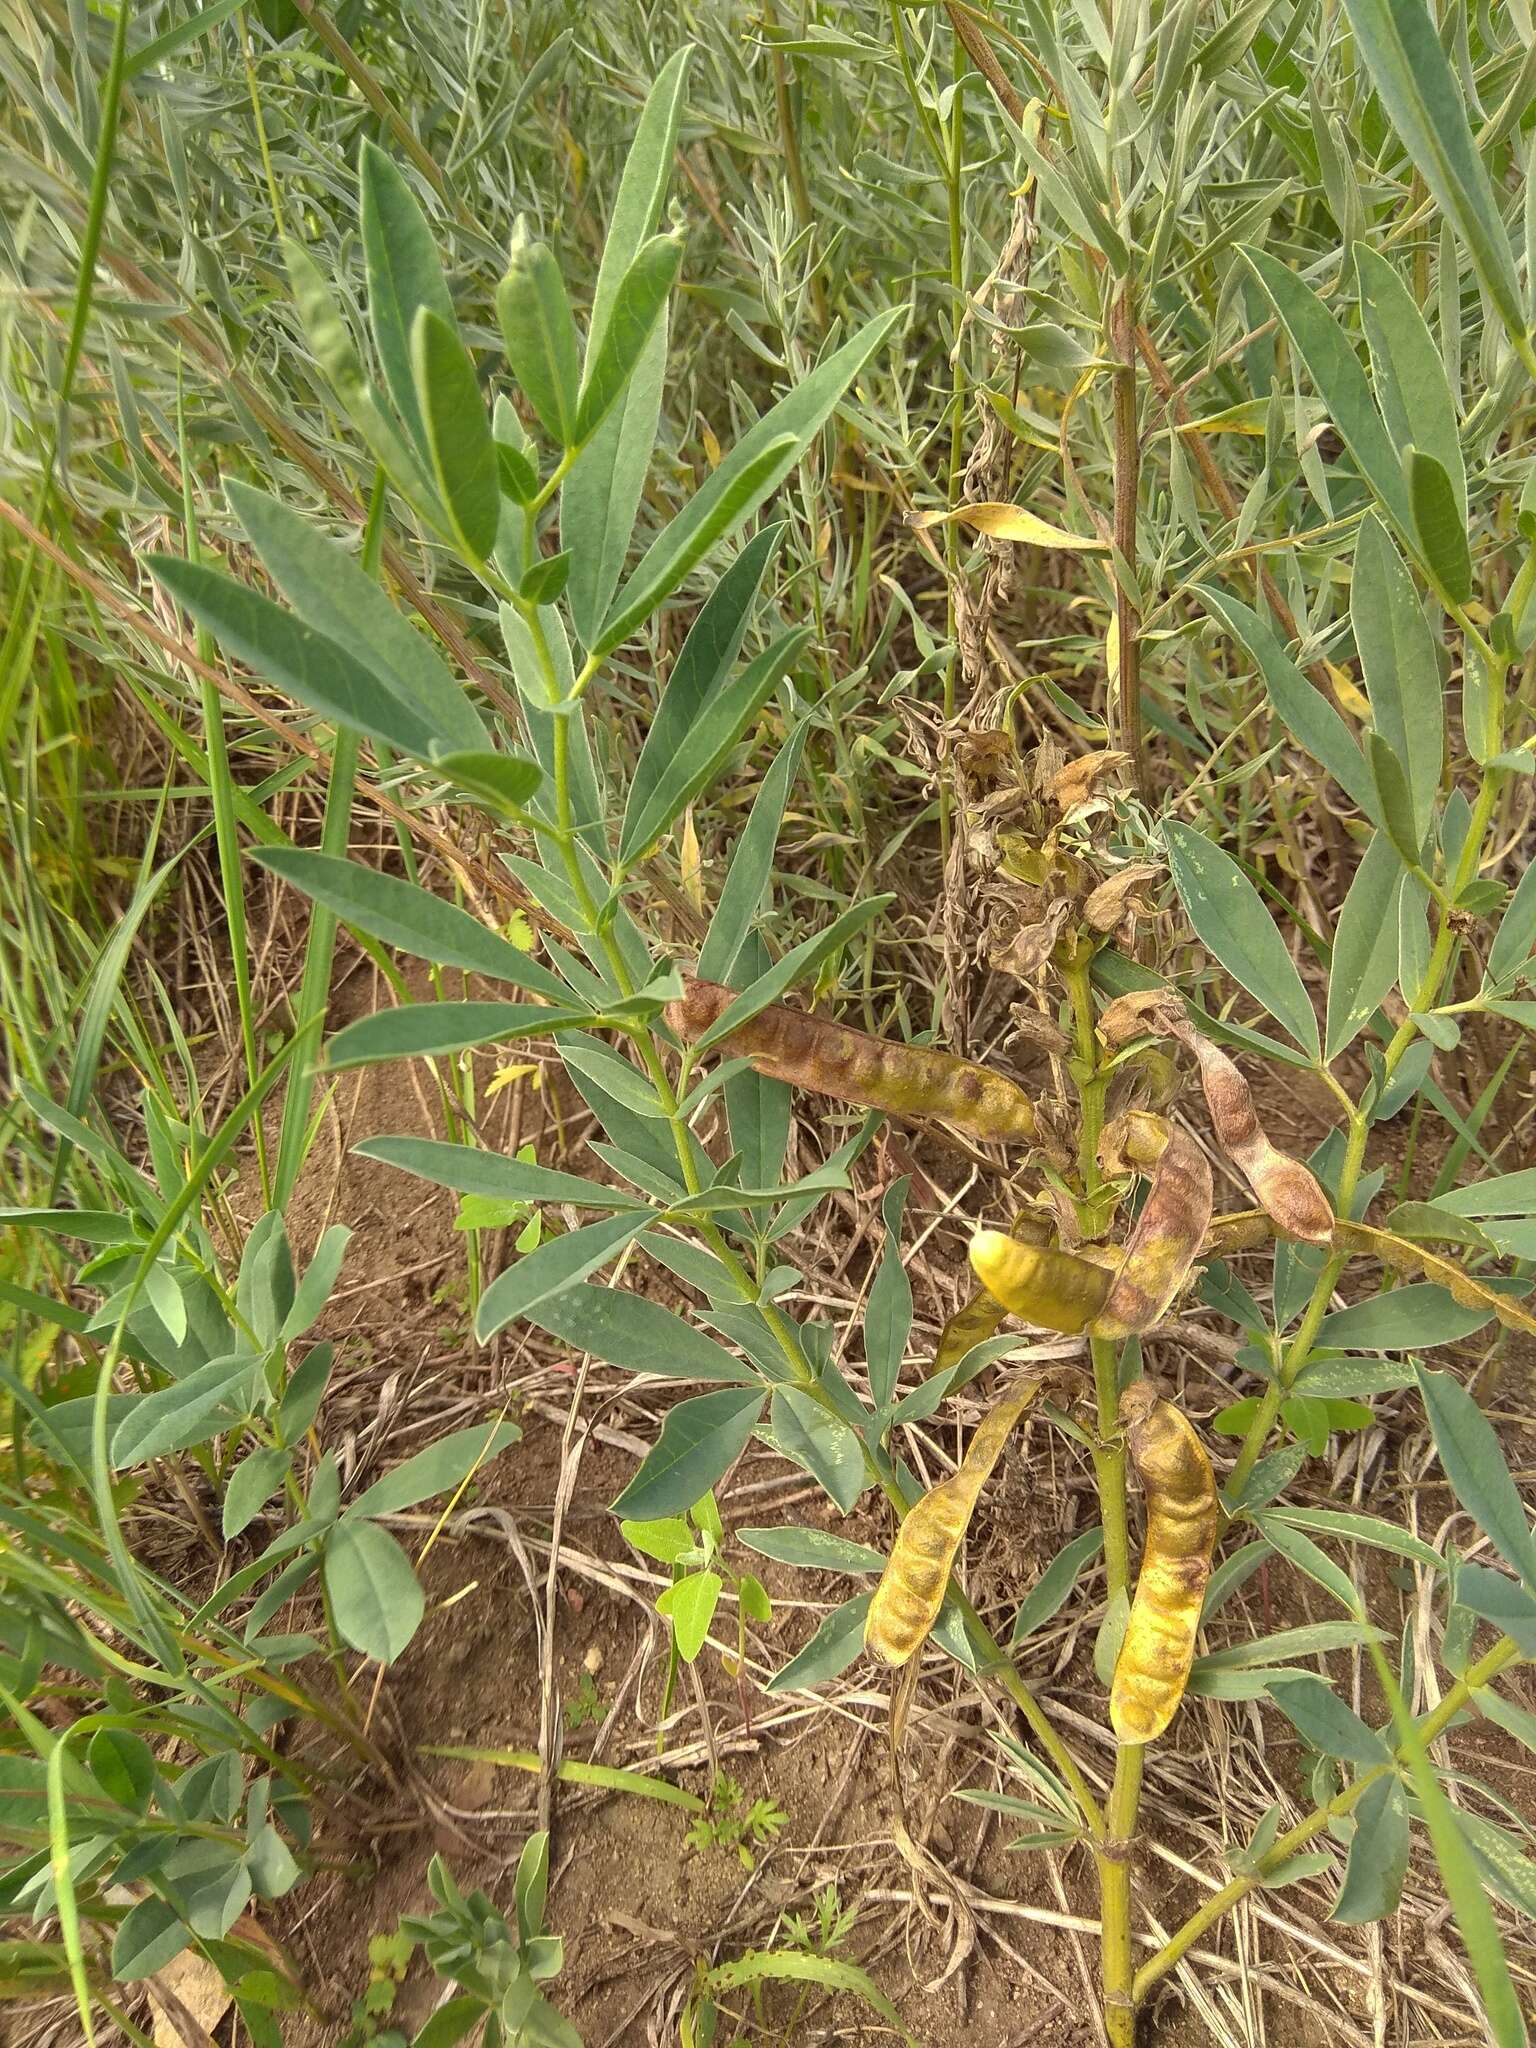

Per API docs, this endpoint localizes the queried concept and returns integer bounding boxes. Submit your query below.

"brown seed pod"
[667,979,1038,1147]
[1090,1119,1213,1337]
[968,1230,1114,1334]
[866,1377,1044,1667]
[1111,1382,1218,1746]
[1185,1035,1333,1245]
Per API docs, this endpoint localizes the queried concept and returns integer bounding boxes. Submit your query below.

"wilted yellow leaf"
[910,502,1109,551]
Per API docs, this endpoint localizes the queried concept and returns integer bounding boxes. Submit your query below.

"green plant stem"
[1110,279,1144,795]
[1132,1634,1523,2002]
[1099,1741,1144,2047]
[938,51,968,865]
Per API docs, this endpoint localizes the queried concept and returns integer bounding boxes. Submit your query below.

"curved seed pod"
[1335,1221,1536,1339]
[1111,1381,1218,1747]
[933,1288,1009,1375]
[1185,1035,1333,1244]
[866,1376,1045,1667]
[1091,1120,1213,1338]
[968,1231,1114,1334]
[667,979,1038,1146]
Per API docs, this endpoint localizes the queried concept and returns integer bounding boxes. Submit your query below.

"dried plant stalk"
[1111,1382,1218,1746]
[1090,1119,1213,1337]
[968,1231,1114,1333]
[866,1376,1045,1666]
[668,978,1038,1145]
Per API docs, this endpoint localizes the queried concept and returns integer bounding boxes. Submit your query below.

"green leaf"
[696,727,808,983]
[1454,1564,1536,1654]
[495,232,581,446]
[225,483,488,754]
[329,1001,590,1070]
[1267,1674,1390,1764]
[1254,1514,1365,1615]
[1331,1774,1410,1923]
[656,1570,722,1661]
[1319,1284,1492,1351]
[1240,246,1410,531]
[865,1178,912,1412]
[1263,1505,1445,1572]
[1195,1619,1380,1672]
[148,556,442,758]
[595,306,905,657]
[522,1285,756,1384]
[474,1216,647,1341]
[322,1518,424,1662]
[694,896,896,1054]
[595,435,801,660]
[1405,448,1473,604]
[574,233,683,446]
[354,1136,645,1210]
[110,1353,256,1467]
[764,1591,873,1693]
[412,308,500,560]
[620,1515,694,1564]
[1415,1365,1536,1585]
[88,1729,154,1815]
[283,239,439,512]
[1339,0,1526,346]
[564,46,694,643]
[736,1526,888,1574]
[1487,862,1536,988]
[1164,821,1319,1057]
[251,850,569,998]
[1354,244,1465,521]
[770,1386,865,1513]
[431,749,543,816]
[1011,1525,1105,1644]
[1198,585,1373,812]
[223,1447,291,1540]
[1366,730,1425,867]
[1352,514,1443,848]
[619,524,789,863]
[345,1421,520,1520]
[1325,834,1406,1060]
[112,1896,190,1981]
[1434,1169,1536,1218]
[358,139,454,456]
[611,1388,764,1519]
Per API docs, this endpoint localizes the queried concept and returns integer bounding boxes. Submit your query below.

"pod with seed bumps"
[968,1231,1114,1334]
[667,978,1039,1147]
[1111,1381,1218,1746]
[866,1377,1045,1666]
[1090,1118,1213,1338]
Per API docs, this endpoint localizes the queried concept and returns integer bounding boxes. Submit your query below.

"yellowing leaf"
[486,1061,541,1101]
[910,502,1109,551]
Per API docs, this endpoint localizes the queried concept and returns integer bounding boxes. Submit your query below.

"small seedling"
[685,1774,789,1871]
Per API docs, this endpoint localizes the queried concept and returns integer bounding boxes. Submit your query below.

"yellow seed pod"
[968,1231,1114,1334]
[1111,1382,1218,1746]
[866,1378,1044,1667]
[932,1289,1008,1375]
[1090,1121,1213,1337]
[667,979,1038,1147]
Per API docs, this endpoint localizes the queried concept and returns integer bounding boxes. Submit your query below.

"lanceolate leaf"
[694,896,896,1053]
[1165,821,1320,1058]
[225,483,488,754]
[1198,585,1374,813]
[522,1285,756,1383]
[765,1591,873,1693]
[565,45,694,643]
[1325,833,1406,1060]
[358,139,455,455]
[1405,448,1473,604]
[1340,0,1526,346]
[251,850,571,998]
[1240,246,1410,531]
[1354,244,1465,520]
[328,1002,594,1069]
[574,233,684,446]
[344,1420,520,1520]
[595,307,905,656]
[495,233,581,446]
[412,308,500,561]
[611,1387,764,1519]
[474,1215,647,1340]
[696,726,808,984]
[1414,1365,1536,1586]
[619,523,784,863]
[1351,514,1444,847]
[148,556,443,759]
[354,1135,648,1210]
[1331,1774,1409,1923]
